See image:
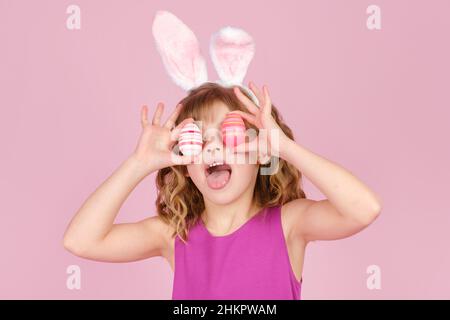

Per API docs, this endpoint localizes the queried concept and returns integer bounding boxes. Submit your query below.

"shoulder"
[141,215,176,253]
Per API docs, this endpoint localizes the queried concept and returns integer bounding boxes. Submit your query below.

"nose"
[203,135,225,162]
[205,136,223,155]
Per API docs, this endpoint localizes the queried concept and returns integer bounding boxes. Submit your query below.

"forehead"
[199,100,231,129]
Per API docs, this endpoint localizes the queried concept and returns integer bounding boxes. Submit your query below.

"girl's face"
[185,101,259,205]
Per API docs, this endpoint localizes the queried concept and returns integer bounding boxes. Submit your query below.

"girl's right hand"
[130,102,197,176]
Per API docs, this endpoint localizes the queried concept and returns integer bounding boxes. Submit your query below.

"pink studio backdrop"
[1,0,449,299]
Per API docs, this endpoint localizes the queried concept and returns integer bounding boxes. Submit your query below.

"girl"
[63,82,382,300]
[63,11,382,300]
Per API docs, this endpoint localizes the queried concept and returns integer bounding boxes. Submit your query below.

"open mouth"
[204,162,232,190]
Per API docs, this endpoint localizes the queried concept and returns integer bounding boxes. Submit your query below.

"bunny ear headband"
[151,10,260,107]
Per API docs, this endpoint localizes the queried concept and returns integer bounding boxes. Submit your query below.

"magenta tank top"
[172,205,302,299]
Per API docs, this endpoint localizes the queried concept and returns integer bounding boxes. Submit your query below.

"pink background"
[1,0,449,299]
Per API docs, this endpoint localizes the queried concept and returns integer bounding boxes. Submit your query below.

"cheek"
[232,164,259,181]
[186,164,204,181]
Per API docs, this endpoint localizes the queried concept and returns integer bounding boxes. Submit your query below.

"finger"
[262,85,272,116]
[228,110,257,127]
[257,130,271,164]
[248,81,264,106]
[170,117,195,142]
[233,86,259,115]
[152,102,164,126]
[141,105,149,128]
[171,154,199,166]
[164,103,183,129]
[258,136,269,158]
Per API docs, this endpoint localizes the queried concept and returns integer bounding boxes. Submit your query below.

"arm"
[232,82,382,243]
[281,140,382,243]
[63,156,170,262]
[63,103,196,262]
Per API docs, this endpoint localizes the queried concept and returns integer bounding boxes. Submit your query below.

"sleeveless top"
[172,205,302,299]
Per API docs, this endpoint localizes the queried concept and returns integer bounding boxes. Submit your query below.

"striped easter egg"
[221,112,246,147]
[178,122,202,156]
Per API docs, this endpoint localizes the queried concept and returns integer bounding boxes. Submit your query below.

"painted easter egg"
[221,113,246,147]
[178,122,203,156]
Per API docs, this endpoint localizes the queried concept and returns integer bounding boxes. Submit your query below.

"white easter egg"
[178,122,202,156]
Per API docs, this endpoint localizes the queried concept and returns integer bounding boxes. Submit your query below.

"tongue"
[206,169,231,189]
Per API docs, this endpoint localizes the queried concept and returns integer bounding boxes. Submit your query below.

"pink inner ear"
[211,28,255,84]
[167,38,198,82]
[152,11,207,90]
[216,41,250,76]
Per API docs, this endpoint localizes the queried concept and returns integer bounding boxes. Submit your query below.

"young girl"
[63,11,382,300]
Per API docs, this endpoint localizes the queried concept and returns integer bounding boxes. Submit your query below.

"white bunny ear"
[152,10,208,91]
[210,26,255,86]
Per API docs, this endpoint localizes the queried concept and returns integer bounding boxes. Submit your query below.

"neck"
[202,187,261,233]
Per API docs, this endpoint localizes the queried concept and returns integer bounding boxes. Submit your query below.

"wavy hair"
[156,82,306,243]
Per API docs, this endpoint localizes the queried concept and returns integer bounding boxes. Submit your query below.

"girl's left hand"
[229,82,291,163]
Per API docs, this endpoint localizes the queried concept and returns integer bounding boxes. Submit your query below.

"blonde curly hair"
[156,82,306,243]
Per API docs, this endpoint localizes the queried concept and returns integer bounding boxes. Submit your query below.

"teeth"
[208,162,224,168]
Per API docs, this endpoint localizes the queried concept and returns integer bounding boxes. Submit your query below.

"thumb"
[171,154,199,166]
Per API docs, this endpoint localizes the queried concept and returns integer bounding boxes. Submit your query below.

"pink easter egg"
[178,122,203,156]
[221,113,246,147]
